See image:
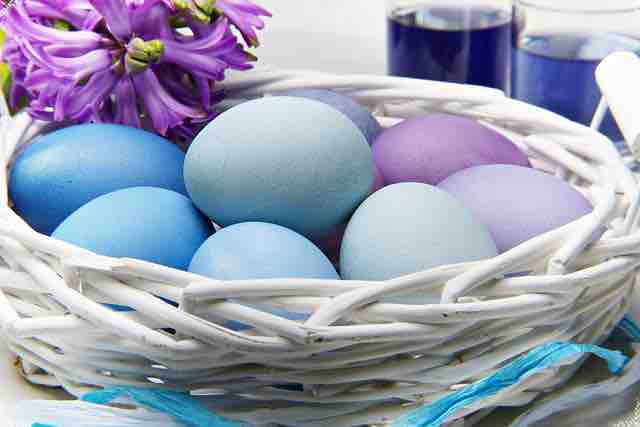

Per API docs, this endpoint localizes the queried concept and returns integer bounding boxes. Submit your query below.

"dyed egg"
[340,183,498,282]
[10,124,187,235]
[372,162,385,193]
[189,222,339,329]
[52,187,212,270]
[275,88,382,144]
[372,114,530,185]
[185,97,374,239]
[316,164,385,263]
[315,222,347,265]
[439,165,594,253]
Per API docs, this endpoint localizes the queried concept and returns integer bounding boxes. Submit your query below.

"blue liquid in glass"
[513,33,640,140]
[387,6,512,91]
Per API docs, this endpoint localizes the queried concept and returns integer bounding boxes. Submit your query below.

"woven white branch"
[0,69,638,426]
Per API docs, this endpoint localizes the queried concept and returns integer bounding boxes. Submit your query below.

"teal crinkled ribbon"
[80,388,246,427]
[391,341,630,427]
[617,315,640,342]
[30,388,246,427]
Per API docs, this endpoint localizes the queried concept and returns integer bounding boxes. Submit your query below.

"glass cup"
[512,0,640,140]
[386,0,513,92]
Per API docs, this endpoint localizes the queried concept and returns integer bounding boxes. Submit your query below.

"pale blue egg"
[52,187,212,270]
[340,183,498,290]
[189,222,339,329]
[184,97,374,239]
[275,89,382,144]
[10,124,187,235]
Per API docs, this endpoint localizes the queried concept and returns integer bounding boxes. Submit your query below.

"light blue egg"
[340,183,498,301]
[52,187,212,270]
[10,124,187,235]
[275,89,382,144]
[189,222,339,329]
[184,96,374,239]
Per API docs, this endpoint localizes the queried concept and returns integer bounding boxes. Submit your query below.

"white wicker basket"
[0,68,639,427]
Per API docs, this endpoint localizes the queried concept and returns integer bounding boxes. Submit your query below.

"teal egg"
[52,187,212,270]
[340,183,498,287]
[10,124,187,235]
[275,89,382,144]
[184,97,374,239]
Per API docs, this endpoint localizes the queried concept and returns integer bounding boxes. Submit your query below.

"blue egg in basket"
[189,222,339,330]
[10,123,188,235]
[275,88,382,144]
[340,183,498,303]
[53,187,213,271]
[184,96,374,239]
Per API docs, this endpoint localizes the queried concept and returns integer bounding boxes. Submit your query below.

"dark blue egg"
[10,124,187,234]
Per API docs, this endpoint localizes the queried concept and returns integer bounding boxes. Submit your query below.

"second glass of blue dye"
[387,0,513,93]
[512,1,640,140]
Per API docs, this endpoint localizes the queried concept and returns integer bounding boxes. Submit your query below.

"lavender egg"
[439,165,595,253]
[372,114,530,185]
[275,88,382,144]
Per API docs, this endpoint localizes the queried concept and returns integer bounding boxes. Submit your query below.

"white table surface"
[2,1,639,425]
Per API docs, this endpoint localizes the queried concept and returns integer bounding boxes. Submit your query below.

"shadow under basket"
[0,69,639,427]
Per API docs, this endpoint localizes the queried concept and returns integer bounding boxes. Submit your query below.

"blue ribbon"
[391,342,629,427]
[616,315,640,342]
[80,387,246,427]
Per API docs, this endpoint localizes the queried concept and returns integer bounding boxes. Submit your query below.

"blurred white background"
[256,0,388,73]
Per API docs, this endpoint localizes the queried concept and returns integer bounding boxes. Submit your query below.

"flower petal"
[87,0,133,42]
[5,2,108,48]
[55,68,118,121]
[130,0,175,38]
[82,9,103,30]
[23,0,93,29]
[132,68,206,135]
[113,76,142,128]
[46,48,115,81]
[214,0,270,47]
[160,42,227,81]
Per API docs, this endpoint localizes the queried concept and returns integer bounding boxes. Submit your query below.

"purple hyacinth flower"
[211,0,271,47]
[1,0,269,138]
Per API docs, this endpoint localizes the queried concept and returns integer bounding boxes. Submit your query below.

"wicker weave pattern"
[0,69,639,426]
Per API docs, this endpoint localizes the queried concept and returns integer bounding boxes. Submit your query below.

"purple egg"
[439,165,594,253]
[372,162,385,193]
[373,114,531,185]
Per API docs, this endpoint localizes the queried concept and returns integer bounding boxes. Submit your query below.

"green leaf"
[0,27,13,113]
[0,62,10,95]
